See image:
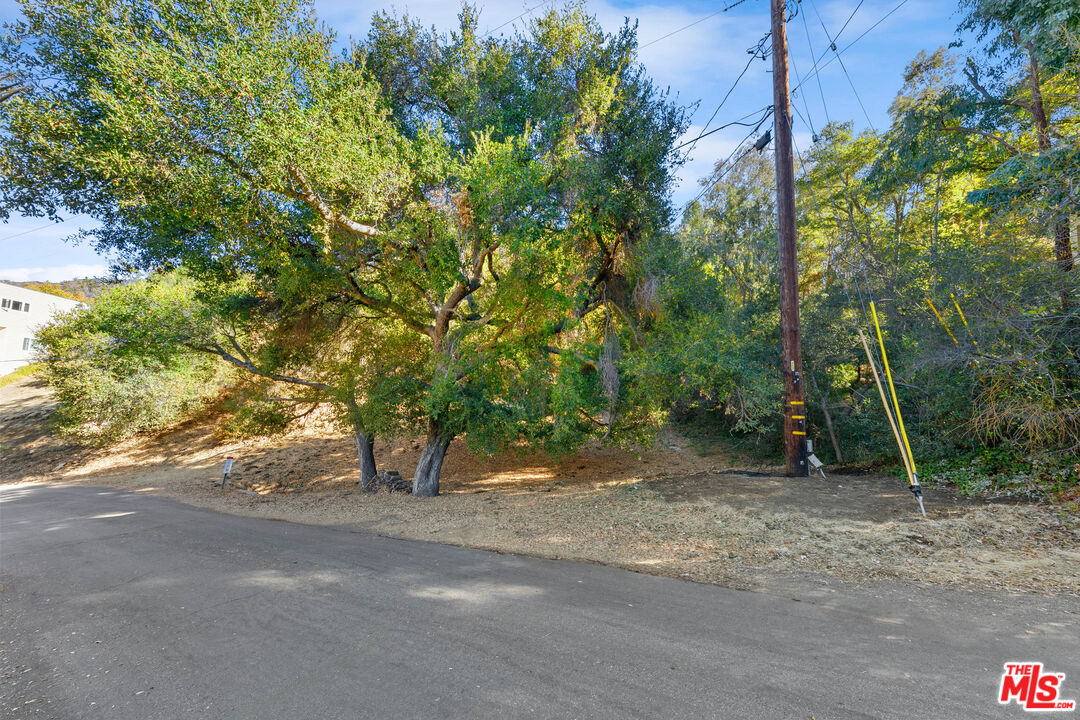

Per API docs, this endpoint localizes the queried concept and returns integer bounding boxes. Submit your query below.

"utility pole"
[770,0,809,477]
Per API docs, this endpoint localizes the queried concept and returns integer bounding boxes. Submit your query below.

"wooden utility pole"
[770,0,809,476]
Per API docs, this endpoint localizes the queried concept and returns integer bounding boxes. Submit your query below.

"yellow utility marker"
[864,304,924,518]
[857,327,915,488]
[951,294,977,346]
[928,295,984,381]
[869,302,925,517]
[925,298,958,345]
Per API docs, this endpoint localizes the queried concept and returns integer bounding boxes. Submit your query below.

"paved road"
[1,485,1076,719]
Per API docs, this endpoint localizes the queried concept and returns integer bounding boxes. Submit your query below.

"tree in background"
[360,4,689,450]
[35,271,423,489]
[670,4,1078,480]
[19,281,88,302]
[887,0,1080,313]
[650,147,781,435]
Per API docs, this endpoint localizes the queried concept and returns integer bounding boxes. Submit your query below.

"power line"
[640,10,726,49]
[480,0,553,38]
[820,0,864,42]
[835,52,876,130]
[685,110,773,208]
[792,0,911,97]
[681,32,772,154]
[689,53,757,151]
[838,0,911,52]
[638,0,754,50]
[799,0,830,125]
[791,0,856,97]
[673,105,773,151]
[788,48,817,138]
[804,0,874,130]
[0,222,59,243]
[688,146,753,208]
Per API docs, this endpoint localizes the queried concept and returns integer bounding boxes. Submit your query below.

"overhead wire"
[807,0,872,129]
[788,0,865,95]
[639,0,756,49]
[799,0,830,125]
[0,222,59,243]
[684,53,760,153]
[686,109,773,208]
[480,0,553,38]
[639,10,724,49]
[812,0,864,43]
[681,32,773,154]
[792,0,912,97]
[673,104,773,152]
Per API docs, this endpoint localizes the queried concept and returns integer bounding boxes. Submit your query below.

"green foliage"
[34,276,225,443]
[1,0,687,492]
[666,0,1080,487]
[923,448,1080,500]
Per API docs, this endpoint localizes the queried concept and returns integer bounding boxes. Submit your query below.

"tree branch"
[938,122,1020,156]
[190,342,329,390]
[963,61,1031,113]
[284,167,382,238]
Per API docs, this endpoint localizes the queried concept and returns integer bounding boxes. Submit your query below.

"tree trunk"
[1055,218,1074,313]
[412,423,451,497]
[1021,37,1074,314]
[810,373,843,463]
[344,396,377,491]
[355,429,377,492]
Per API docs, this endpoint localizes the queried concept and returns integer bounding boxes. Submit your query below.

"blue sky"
[0,0,959,281]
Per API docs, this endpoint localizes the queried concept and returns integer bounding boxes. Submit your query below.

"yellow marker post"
[869,303,925,517]
[857,327,915,488]
[925,298,958,346]
[930,296,984,382]
[950,294,977,347]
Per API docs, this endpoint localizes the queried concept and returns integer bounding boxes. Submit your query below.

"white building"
[0,281,85,376]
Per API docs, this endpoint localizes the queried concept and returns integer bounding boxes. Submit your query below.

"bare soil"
[3,376,1078,596]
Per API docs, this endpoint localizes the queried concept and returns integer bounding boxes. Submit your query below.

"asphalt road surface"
[2,484,1076,719]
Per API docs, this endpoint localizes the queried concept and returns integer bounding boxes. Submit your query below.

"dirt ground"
[2,376,1078,596]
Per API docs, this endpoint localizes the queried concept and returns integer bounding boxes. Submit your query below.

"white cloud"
[0,264,110,282]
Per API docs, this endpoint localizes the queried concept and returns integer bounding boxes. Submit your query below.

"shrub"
[34,276,226,444]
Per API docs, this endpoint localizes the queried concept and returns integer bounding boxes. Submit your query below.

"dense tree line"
[676,0,1079,493]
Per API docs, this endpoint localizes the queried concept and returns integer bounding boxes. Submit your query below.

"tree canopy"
[2,0,688,495]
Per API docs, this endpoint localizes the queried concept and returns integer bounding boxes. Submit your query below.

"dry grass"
[3,376,1078,596]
